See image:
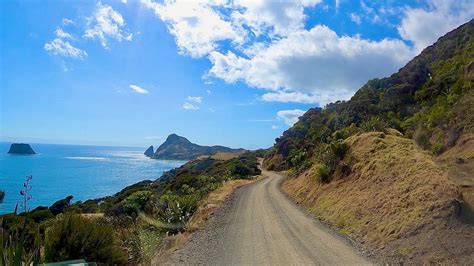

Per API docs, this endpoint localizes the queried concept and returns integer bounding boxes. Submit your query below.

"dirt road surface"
[167,170,370,265]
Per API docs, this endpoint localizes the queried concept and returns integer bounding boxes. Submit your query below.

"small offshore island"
[7,143,36,155]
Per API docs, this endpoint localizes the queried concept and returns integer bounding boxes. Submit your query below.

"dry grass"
[80,213,104,219]
[438,133,474,161]
[282,131,474,263]
[197,151,246,161]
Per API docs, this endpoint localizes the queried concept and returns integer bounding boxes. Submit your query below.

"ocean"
[0,142,185,214]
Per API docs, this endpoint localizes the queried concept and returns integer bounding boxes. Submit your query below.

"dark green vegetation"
[44,214,127,264]
[264,20,473,175]
[0,152,261,264]
[7,143,36,155]
[150,133,245,160]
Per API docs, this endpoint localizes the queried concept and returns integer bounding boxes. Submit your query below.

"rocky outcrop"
[144,145,154,157]
[7,143,36,155]
[151,134,244,160]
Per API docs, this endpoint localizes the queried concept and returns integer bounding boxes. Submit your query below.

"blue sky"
[1,0,472,149]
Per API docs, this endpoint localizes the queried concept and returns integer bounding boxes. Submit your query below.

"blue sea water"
[0,143,185,214]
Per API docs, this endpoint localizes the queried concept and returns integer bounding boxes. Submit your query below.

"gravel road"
[167,170,370,265]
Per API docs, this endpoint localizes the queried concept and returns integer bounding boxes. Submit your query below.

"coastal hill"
[7,143,36,155]
[264,20,473,263]
[150,134,245,160]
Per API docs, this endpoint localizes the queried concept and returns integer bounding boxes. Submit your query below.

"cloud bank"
[142,0,472,107]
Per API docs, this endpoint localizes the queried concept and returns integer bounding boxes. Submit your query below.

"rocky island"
[144,145,154,157]
[7,143,36,155]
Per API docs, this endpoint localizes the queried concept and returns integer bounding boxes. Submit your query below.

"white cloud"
[209,25,414,105]
[141,0,321,58]
[141,0,243,58]
[62,18,74,25]
[277,109,306,126]
[206,89,212,95]
[55,28,72,39]
[350,13,361,25]
[231,0,321,37]
[142,0,472,106]
[130,85,149,94]
[187,96,202,103]
[44,39,86,59]
[183,102,199,110]
[271,125,279,130]
[84,3,132,48]
[45,22,86,59]
[182,96,203,110]
[398,0,474,52]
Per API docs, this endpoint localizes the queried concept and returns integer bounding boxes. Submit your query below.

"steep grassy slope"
[282,131,473,263]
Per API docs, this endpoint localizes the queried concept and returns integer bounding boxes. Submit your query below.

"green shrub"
[29,209,54,223]
[44,214,127,264]
[267,163,275,171]
[359,116,387,132]
[431,142,445,155]
[413,128,431,149]
[313,165,331,184]
[122,190,156,216]
[49,195,73,215]
[158,192,200,231]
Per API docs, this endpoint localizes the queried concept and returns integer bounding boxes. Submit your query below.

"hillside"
[282,131,473,263]
[264,20,474,263]
[151,134,245,160]
[264,20,473,171]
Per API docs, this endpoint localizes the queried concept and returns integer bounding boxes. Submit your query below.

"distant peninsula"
[7,143,36,155]
[147,134,245,160]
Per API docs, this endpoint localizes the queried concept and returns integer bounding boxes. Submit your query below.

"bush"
[122,191,156,216]
[157,192,200,231]
[413,128,431,149]
[431,142,445,155]
[29,209,54,223]
[49,195,73,215]
[44,214,127,264]
[313,165,331,183]
[359,116,387,132]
